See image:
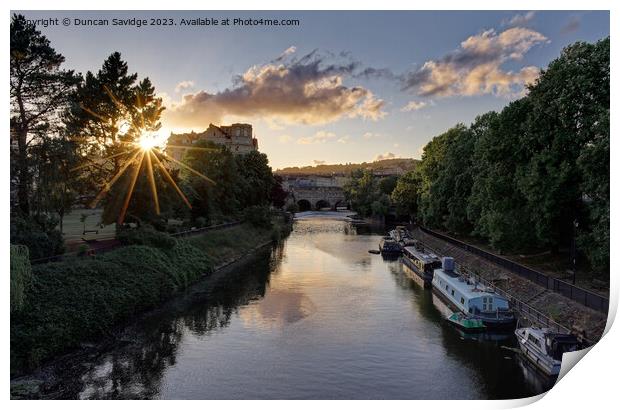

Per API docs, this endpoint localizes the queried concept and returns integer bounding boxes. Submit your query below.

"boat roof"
[403,246,440,263]
[434,268,507,301]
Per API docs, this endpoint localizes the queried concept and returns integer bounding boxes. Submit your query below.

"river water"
[45,215,555,399]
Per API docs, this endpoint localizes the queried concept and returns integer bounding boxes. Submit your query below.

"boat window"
[451,290,455,296]
[461,297,465,305]
[445,285,449,291]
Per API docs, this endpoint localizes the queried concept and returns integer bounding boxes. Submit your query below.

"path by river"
[31,214,554,399]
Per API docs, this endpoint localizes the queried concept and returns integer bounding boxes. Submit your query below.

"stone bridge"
[288,186,348,211]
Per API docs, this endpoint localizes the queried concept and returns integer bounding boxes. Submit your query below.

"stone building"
[166,123,258,162]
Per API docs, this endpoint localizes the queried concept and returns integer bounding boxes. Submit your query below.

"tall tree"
[10,14,79,215]
[65,52,165,224]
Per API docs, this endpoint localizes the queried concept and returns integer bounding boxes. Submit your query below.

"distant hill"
[275,158,418,176]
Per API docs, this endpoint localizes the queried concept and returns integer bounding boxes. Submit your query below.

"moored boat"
[379,236,402,254]
[431,257,516,330]
[515,327,581,376]
[402,245,441,287]
[446,312,486,333]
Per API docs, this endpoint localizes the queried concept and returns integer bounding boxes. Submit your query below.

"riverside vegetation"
[11,214,292,375]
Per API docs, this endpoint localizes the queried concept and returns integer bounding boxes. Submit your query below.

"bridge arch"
[315,199,331,210]
[297,199,312,212]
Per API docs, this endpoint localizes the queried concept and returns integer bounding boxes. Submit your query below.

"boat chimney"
[442,257,455,272]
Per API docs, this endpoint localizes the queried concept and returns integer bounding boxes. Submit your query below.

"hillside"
[275,158,418,175]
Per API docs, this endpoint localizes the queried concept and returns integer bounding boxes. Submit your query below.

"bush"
[10,214,64,260]
[10,239,213,372]
[244,205,272,229]
[285,203,299,213]
[116,225,177,249]
[10,245,32,312]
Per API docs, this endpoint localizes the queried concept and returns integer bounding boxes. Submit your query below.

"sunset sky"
[17,10,610,169]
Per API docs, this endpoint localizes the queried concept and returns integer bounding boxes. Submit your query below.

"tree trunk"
[16,127,30,215]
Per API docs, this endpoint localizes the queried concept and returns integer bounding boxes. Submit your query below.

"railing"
[417,240,588,343]
[419,226,609,314]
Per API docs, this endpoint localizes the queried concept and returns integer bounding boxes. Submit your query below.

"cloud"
[313,160,326,165]
[174,80,195,93]
[402,27,548,97]
[374,152,397,161]
[561,16,581,34]
[502,11,536,27]
[401,100,428,112]
[363,132,382,140]
[337,135,350,144]
[275,46,297,62]
[297,130,337,144]
[164,50,386,128]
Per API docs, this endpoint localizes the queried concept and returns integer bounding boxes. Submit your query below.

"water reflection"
[41,218,557,399]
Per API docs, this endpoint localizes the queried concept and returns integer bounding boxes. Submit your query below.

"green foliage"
[343,169,392,218]
[244,205,273,229]
[116,224,177,249]
[10,245,32,312]
[10,219,291,373]
[395,37,609,275]
[391,169,422,218]
[183,141,276,223]
[10,214,65,260]
[285,202,300,213]
[11,240,211,372]
[10,14,80,215]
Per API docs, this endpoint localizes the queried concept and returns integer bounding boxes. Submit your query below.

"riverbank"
[410,227,607,343]
[10,215,292,378]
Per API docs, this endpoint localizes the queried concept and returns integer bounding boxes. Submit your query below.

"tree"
[30,137,81,233]
[236,151,275,209]
[343,169,386,218]
[518,38,609,251]
[182,141,239,223]
[270,175,289,209]
[65,52,165,225]
[10,14,79,215]
[391,169,422,220]
[416,125,468,229]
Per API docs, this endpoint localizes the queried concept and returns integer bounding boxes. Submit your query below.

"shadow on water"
[40,247,279,399]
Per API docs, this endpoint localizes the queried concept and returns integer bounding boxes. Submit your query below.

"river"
[38,215,555,399]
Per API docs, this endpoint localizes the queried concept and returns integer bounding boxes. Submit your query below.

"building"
[165,123,258,162]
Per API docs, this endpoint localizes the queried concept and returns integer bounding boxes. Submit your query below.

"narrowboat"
[402,245,441,287]
[515,327,581,376]
[431,257,517,330]
[379,236,402,254]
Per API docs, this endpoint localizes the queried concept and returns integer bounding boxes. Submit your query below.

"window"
[461,297,465,305]
[446,285,449,291]
[451,290,455,296]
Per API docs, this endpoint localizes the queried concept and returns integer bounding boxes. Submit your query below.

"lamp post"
[571,219,579,285]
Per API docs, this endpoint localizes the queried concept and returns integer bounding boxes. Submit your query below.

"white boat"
[431,257,516,330]
[515,327,580,376]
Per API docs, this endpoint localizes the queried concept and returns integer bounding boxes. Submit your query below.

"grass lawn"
[60,209,116,250]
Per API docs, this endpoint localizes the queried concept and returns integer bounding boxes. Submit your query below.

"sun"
[138,134,159,151]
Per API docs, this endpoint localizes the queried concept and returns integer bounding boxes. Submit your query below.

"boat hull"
[515,329,561,376]
[431,286,516,331]
[402,256,432,287]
